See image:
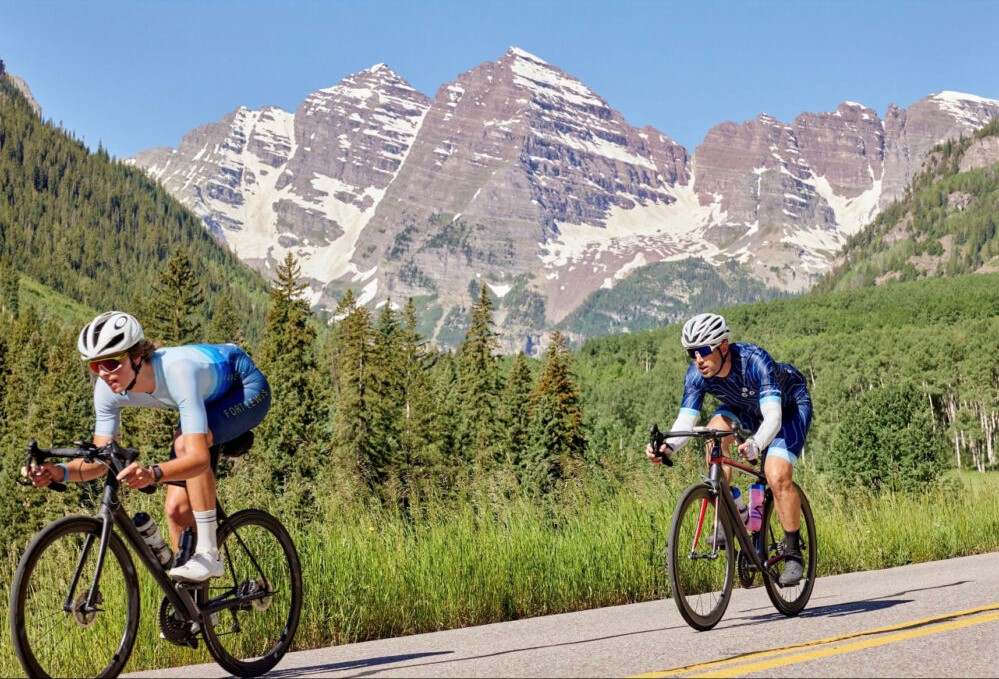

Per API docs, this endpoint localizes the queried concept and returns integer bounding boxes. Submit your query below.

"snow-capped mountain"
[129,48,999,351]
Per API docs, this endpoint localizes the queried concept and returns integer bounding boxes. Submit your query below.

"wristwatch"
[150,464,163,483]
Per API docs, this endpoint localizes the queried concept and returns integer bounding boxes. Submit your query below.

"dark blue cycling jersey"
[673,342,812,463]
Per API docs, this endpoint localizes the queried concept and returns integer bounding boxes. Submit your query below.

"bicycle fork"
[63,521,109,622]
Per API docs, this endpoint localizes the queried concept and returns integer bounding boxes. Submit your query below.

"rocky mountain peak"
[128,48,999,352]
[0,64,41,117]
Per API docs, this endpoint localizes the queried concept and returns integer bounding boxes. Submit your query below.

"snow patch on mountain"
[931,91,999,125]
[540,183,719,275]
[810,172,882,236]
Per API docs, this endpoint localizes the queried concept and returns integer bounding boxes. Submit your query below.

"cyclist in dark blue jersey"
[22,311,270,584]
[646,312,813,585]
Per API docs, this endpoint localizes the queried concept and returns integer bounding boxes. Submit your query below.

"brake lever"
[22,439,66,492]
[648,424,673,467]
[104,441,156,495]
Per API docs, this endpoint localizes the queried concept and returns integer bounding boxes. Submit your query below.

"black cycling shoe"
[779,553,804,586]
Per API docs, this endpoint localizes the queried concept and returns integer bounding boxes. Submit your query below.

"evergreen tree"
[0,253,19,319]
[253,253,320,508]
[455,285,502,468]
[370,301,404,499]
[0,308,72,545]
[523,332,587,494]
[27,329,92,446]
[499,351,534,475]
[329,290,380,495]
[428,350,462,494]
[207,293,243,345]
[141,247,205,345]
[395,299,442,502]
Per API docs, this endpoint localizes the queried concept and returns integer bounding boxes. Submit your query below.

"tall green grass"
[2,469,997,677]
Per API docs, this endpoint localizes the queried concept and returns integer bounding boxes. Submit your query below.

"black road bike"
[651,424,816,630]
[10,433,303,678]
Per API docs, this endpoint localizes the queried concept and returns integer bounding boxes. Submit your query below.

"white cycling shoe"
[169,551,223,582]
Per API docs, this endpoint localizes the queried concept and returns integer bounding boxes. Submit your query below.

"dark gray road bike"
[10,434,302,678]
[651,424,816,630]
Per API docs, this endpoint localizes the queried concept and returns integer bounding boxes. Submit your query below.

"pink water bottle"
[748,483,765,532]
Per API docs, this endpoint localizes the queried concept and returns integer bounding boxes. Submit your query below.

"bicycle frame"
[665,428,787,583]
[703,439,778,577]
[38,448,206,627]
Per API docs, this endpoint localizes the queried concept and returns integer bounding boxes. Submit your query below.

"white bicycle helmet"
[681,313,730,349]
[77,311,144,361]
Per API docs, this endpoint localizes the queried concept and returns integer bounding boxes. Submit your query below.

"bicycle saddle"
[210,431,254,459]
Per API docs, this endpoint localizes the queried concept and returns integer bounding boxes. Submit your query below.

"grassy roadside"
[2,469,997,676]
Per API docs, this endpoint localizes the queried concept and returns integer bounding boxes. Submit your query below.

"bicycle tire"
[667,483,735,631]
[201,509,303,677]
[762,482,817,616]
[10,516,140,679]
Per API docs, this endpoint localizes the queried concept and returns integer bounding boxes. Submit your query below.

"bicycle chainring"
[158,596,199,649]
[737,550,758,589]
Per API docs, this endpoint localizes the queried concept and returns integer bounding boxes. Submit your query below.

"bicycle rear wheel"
[10,516,140,679]
[201,509,302,677]
[667,484,734,631]
[762,482,817,616]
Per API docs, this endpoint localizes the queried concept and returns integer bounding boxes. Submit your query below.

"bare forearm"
[155,455,211,483]
[65,460,107,482]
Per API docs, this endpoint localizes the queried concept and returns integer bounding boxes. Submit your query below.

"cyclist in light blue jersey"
[646,312,813,585]
[22,311,270,583]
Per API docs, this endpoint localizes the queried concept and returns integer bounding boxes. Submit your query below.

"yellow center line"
[634,603,999,678]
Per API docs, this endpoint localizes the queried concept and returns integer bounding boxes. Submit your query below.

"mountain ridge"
[127,47,999,352]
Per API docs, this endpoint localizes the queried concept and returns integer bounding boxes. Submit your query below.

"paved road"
[129,551,999,678]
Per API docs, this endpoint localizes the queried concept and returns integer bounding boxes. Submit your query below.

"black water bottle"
[133,511,173,567]
[175,527,196,568]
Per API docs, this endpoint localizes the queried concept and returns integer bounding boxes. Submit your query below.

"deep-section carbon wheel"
[10,516,140,678]
[201,509,302,677]
[667,484,734,630]
[762,482,817,616]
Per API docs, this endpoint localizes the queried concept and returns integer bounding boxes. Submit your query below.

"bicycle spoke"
[668,485,734,630]
[762,483,817,616]
[201,510,302,677]
[11,518,139,679]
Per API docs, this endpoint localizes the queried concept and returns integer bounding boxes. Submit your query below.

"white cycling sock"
[193,509,218,555]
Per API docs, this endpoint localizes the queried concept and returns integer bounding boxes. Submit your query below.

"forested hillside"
[577,272,998,486]
[558,257,784,337]
[817,117,999,291]
[0,72,271,344]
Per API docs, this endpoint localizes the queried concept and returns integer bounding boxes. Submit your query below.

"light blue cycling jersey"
[93,343,266,439]
[671,342,812,463]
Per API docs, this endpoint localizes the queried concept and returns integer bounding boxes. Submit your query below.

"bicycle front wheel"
[10,516,140,679]
[762,482,817,616]
[201,509,303,677]
[667,484,734,631]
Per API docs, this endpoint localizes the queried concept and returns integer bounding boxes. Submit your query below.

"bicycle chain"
[737,550,758,589]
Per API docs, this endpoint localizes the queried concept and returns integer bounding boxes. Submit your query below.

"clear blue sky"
[2,0,996,160]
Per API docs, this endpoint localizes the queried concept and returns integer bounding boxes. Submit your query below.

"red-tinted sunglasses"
[88,351,130,374]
